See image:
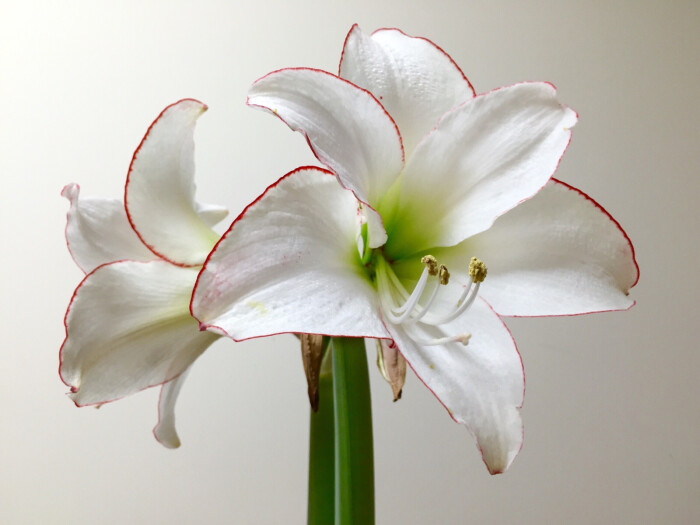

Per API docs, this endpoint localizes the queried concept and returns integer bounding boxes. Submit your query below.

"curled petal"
[60,260,218,406]
[153,369,191,449]
[439,179,638,316]
[384,298,524,474]
[125,99,221,266]
[247,68,404,220]
[388,82,578,257]
[192,167,389,341]
[62,183,155,273]
[340,25,475,156]
[195,201,229,228]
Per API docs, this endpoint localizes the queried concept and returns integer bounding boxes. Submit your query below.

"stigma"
[377,255,488,343]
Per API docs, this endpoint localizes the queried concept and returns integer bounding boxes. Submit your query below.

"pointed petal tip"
[198,322,230,338]
[153,427,182,449]
[486,464,506,476]
[246,67,405,207]
[538,81,578,128]
[172,97,208,113]
[124,98,218,266]
[61,183,80,201]
[478,436,520,476]
[67,389,89,408]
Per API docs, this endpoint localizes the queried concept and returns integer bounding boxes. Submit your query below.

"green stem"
[331,338,375,525]
[308,349,335,525]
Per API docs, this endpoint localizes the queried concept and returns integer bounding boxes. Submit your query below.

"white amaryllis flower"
[191,26,638,473]
[60,99,225,448]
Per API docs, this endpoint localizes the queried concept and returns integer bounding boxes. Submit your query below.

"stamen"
[423,258,488,325]
[409,281,441,322]
[456,282,473,307]
[415,332,472,346]
[377,255,488,345]
[429,281,481,325]
[391,268,429,317]
[421,255,438,276]
[438,264,450,285]
[469,257,487,283]
[382,254,443,324]
[410,264,451,322]
[391,255,442,317]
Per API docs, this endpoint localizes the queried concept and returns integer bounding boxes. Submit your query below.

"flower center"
[376,254,487,346]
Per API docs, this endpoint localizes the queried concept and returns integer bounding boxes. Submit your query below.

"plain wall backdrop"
[1,1,698,523]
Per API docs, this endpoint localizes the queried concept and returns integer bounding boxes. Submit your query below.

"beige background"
[1,1,698,523]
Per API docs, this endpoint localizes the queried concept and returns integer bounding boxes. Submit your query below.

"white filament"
[390,265,430,321]
[378,257,482,345]
[414,333,472,346]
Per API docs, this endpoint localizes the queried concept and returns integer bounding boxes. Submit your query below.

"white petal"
[195,201,229,227]
[439,179,638,316]
[385,298,524,474]
[60,260,218,406]
[62,183,155,273]
[247,68,404,212]
[153,369,191,449]
[192,167,389,340]
[125,99,220,266]
[388,83,578,257]
[340,25,475,156]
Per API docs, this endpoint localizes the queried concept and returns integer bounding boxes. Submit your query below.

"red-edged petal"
[60,260,218,406]
[340,25,475,156]
[438,179,638,316]
[125,99,220,266]
[62,183,155,273]
[247,68,404,218]
[387,82,578,258]
[191,167,389,341]
[384,298,524,474]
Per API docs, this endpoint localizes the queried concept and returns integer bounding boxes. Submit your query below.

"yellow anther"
[438,264,450,285]
[421,255,439,276]
[468,257,487,283]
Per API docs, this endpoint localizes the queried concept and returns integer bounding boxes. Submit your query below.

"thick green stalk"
[308,350,335,525]
[331,338,375,525]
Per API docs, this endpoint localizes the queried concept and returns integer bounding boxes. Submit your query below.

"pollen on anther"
[468,257,487,283]
[439,264,450,285]
[421,255,438,276]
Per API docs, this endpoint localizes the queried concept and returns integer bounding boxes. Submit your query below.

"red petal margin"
[190,165,392,343]
[380,297,525,475]
[552,178,639,288]
[246,67,406,164]
[246,66,405,179]
[406,80,579,262]
[246,67,402,249]
[59,260,196,408]
[488,178,640,319]
[124,98,208,268]
[338,24,476,97]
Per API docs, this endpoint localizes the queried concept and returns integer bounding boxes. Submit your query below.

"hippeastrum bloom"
[191,26,638,473]
[60,99,225,448]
